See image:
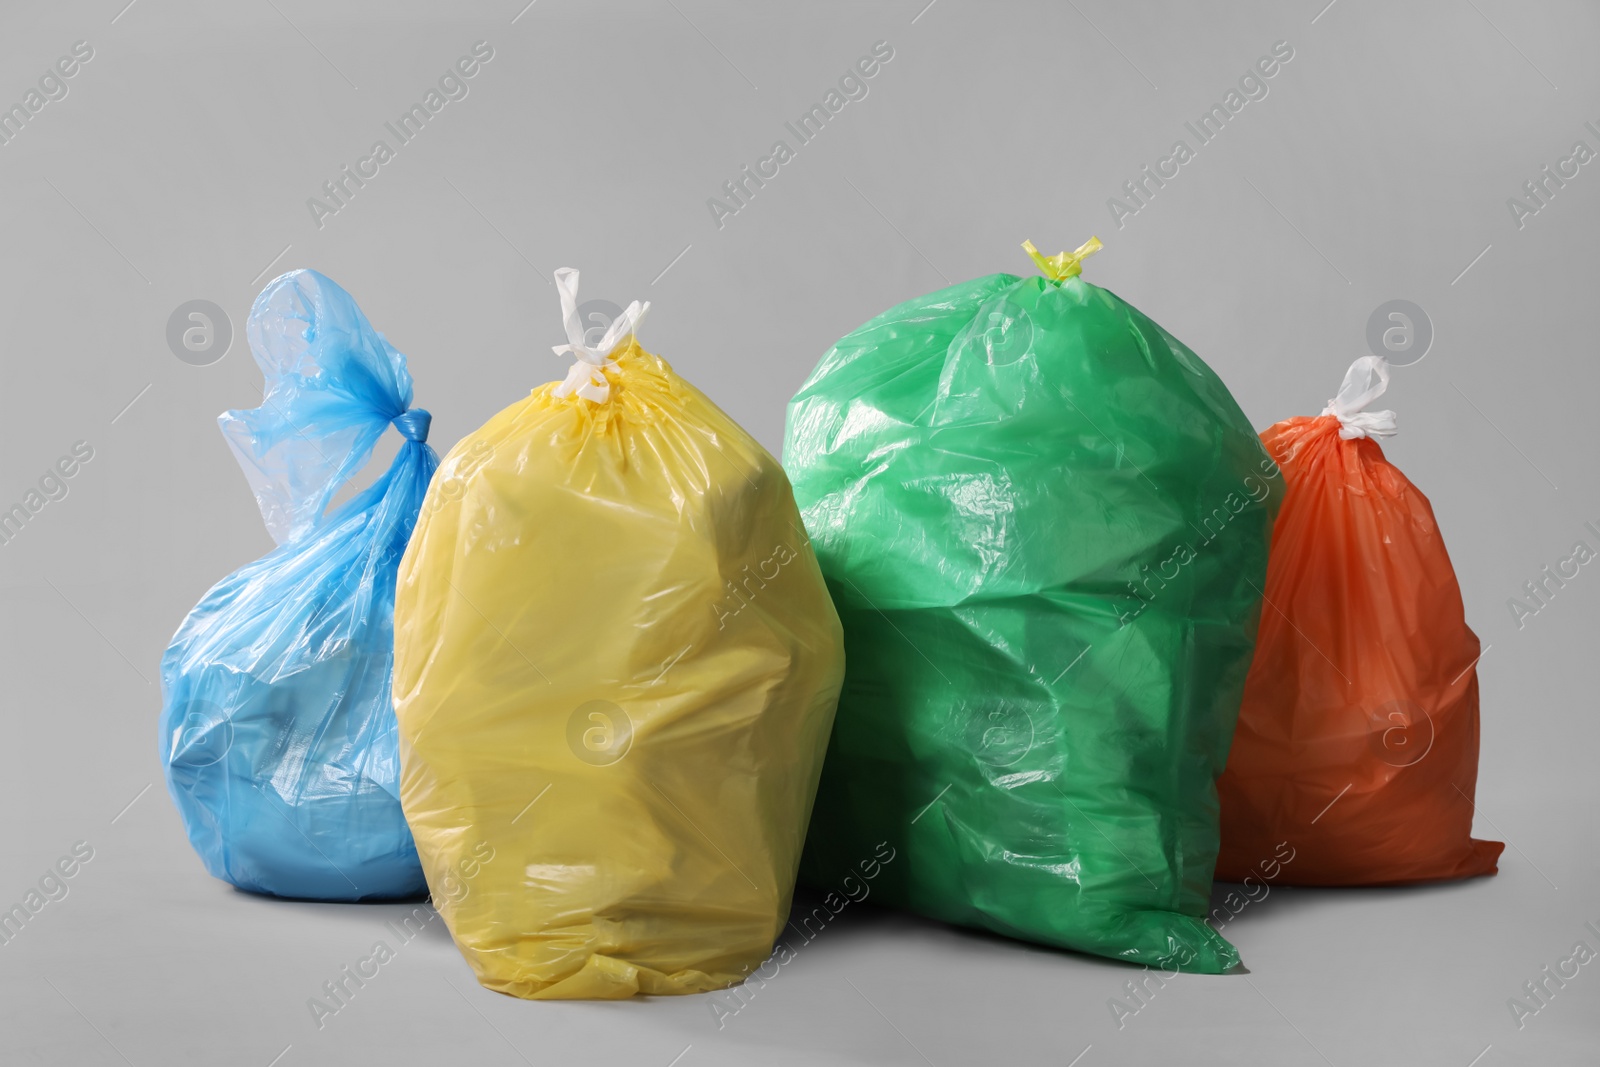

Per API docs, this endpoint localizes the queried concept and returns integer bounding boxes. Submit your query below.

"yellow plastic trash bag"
[392,269,845,1000]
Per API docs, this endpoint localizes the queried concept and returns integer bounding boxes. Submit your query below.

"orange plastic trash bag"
[1216,356,1503,885]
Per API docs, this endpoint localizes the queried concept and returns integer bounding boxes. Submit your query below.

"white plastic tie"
[550,267,648,403]
[1321,355,1397,440]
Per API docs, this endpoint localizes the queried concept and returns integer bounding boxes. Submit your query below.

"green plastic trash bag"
[785,238,1279,973]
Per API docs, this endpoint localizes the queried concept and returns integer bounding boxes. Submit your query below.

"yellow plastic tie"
[1021,236,1103,281]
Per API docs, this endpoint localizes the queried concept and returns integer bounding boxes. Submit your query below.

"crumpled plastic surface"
[784,260,1277,973]
[159,269,436,901]
[392,287,844,999]
[1216,364,1503,885]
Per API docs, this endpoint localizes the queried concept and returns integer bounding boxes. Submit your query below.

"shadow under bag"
[159,269,437,901]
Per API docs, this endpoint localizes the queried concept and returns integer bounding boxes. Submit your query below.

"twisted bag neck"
[550,268,649,403]
[224,269,425,545]
[1021,235,1103,282]
[392,408,431,442]
[1321,355,1397,440]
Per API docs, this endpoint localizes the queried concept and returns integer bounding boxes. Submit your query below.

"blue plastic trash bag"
[159,269,437,901]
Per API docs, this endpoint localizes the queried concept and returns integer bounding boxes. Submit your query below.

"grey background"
[1,0,1596,1064]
